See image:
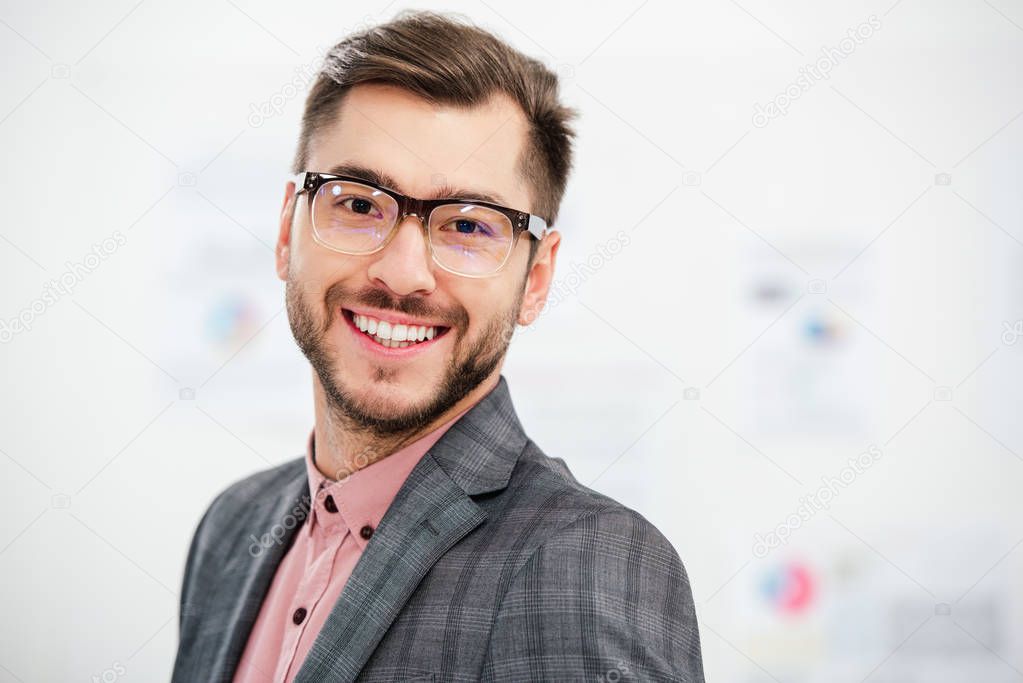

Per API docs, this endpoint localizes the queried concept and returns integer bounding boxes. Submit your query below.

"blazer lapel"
[200,464,310,682]
[294,374,528,682]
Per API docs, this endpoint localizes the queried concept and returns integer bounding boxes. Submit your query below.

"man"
[173,11,704,682]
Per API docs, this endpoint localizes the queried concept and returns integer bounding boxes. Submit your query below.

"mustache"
[323,282,468,330]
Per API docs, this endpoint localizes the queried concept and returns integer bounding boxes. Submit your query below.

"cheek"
[290,214,334,272]
[451,277,519,330]
[288,254,324,294]
[290,239,356,289]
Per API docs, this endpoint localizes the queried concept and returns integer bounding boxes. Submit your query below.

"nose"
[365,215,436,296]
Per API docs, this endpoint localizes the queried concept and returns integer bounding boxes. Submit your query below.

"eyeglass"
[291,171,550,278]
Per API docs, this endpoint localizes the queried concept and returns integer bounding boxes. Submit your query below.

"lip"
[345,306,448,329]
[341,307,451,358]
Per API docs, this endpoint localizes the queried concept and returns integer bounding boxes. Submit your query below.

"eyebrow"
[325,162,509,206]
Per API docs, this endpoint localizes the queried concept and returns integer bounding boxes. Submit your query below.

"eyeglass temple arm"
[527,214,549,241]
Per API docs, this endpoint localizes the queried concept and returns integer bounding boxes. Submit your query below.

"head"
[276,11,576,439]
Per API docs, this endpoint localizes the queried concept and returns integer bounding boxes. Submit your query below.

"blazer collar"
[420,374,528,496]
[206,374,528,682]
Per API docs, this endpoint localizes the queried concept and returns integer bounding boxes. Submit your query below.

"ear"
[518,230,561,326]
[276,181,297,281]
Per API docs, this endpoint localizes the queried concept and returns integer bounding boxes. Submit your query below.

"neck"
[310,369,501,481]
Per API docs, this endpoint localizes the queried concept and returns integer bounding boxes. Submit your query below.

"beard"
[285,273,521,440]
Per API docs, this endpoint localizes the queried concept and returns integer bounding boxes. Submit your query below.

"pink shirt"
[233,409,472,683]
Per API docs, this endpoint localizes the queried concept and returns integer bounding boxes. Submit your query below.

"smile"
[342,308,451,350]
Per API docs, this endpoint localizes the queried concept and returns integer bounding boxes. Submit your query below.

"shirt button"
[292,607,307,625]
[359,525,374,540]
[323,495,338,513]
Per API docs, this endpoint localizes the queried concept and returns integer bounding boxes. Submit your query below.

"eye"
[448,218,494,237]
[342,197,375,215]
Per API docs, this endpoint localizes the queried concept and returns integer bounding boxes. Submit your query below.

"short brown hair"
[293,10,577,260]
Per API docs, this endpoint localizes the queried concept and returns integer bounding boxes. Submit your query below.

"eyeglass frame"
[290,171,550,278]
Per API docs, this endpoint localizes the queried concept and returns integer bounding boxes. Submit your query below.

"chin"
[333,364,437,413]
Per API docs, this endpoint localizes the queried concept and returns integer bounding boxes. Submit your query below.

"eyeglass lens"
[311,179,516,276]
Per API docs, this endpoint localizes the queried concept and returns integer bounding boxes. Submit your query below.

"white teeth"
[350,311,442,347]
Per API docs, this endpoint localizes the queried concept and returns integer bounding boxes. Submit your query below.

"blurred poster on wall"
[741,240,878,444]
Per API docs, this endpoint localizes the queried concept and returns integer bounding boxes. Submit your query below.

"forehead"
[307,83,531,207]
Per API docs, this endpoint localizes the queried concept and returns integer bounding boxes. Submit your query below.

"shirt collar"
[303,404,475,549]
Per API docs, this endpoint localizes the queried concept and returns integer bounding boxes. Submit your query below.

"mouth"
[341,307,452,355]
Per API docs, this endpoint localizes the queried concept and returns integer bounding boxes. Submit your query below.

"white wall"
[1,0,1021,680]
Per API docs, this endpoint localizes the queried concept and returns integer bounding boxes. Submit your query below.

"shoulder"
[483,441,704,681]
[496,439,690,579]
[177,457,305,628]
[202,457,305,519]
[220,456,306,500]
[185,457,305,561]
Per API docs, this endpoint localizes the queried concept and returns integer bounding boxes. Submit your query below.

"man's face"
[276,83,558,437]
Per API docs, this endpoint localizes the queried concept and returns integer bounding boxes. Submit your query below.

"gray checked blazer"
[172,375,705,682]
